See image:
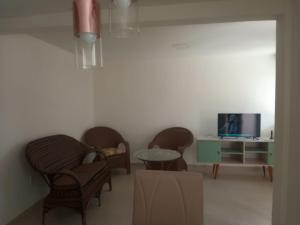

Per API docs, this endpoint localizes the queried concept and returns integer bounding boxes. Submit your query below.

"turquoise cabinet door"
[268,142,275,165]
[197,141,221,163]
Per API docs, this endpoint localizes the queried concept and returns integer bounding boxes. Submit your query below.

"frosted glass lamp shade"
[73,0,102,69]
[75,32,103,69]
[109,0,139,38]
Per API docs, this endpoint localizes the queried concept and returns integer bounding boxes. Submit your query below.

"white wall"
[94,54,276,164]
[0,1,295,224]
[0,34,95,224]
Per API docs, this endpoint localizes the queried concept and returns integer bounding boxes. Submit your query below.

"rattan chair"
[26,135,111,225]
[84,127,131,174]
[148,127,194,171]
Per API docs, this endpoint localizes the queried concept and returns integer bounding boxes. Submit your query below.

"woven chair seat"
[54,161,107,189]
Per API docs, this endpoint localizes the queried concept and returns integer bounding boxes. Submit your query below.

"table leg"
[214,164,220,179]
[262,166,266,177]
[268,166,273,182]
[212,164,216,176]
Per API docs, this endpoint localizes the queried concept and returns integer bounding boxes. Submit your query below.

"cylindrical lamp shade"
[75,33,103,69]
[73,0,103,69]
[109,0,139,38]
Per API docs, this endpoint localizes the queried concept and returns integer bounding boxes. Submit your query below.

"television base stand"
[197,137,275,182]
[212,163,273,181]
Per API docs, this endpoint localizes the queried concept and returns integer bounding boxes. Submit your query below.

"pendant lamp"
[73,0,103,69]
[109,0,139,38]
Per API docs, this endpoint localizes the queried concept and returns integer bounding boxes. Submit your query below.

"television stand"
[197,137,275,181]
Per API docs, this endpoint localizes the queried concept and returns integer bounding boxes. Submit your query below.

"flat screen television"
[218,113,261,138]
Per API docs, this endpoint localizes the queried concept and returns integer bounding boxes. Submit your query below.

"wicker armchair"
[84,127,131,174]
[26,135,111,225]
[148,127,194,171]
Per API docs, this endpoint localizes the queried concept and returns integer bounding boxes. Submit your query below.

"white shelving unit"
[197,137,275,180]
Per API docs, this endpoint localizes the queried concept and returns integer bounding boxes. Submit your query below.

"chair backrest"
[149,127,194,152]
[84,126,125,148]
[26,135,87,174]
[133,170,203,225]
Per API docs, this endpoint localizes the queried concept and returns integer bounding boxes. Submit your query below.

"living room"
[0,1,299,225]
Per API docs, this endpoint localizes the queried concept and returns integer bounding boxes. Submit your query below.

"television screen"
[218,113,261,138]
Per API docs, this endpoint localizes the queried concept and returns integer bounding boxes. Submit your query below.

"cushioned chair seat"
[102,147,126,157]
[54,161,107,189]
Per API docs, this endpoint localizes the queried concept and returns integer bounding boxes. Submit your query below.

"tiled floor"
[9,164,273,225]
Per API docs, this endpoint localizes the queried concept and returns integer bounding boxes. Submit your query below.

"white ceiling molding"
[0,0,285,34]
[0,0,211,18]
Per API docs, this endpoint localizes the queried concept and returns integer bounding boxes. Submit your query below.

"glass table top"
[135,149,181,162]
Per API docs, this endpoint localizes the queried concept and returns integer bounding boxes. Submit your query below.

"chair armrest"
[122,141,130,154]
[148,141,156,149]
[95,149,108,161]
[177,146,186,154]
[89,146,108,161]
[52,169,82,187]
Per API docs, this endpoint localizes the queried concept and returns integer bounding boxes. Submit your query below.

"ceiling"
[0,0,216,18]
[30,20,276,61]
[103,20,276,61]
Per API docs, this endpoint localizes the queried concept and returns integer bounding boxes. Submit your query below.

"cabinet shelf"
[221,148,243,155]
[244,158,267,165]
[245,147,268,154]
[222,157,243,164]
[197,137,274,166]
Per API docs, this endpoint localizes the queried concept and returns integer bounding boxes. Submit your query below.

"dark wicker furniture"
[84,127,131,174]
[26,135,111,225]
[148,127,194,171]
